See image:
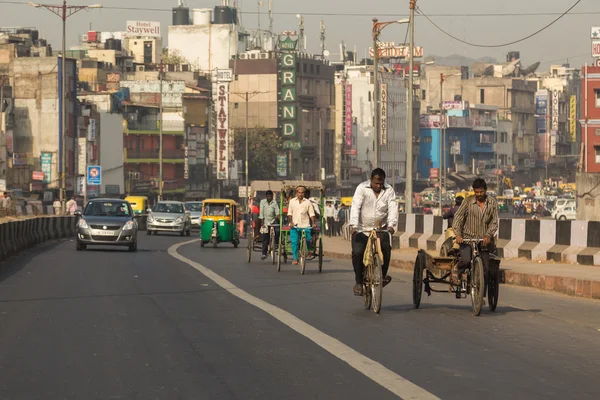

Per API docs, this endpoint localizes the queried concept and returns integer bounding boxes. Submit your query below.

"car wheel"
[128,241,137,252]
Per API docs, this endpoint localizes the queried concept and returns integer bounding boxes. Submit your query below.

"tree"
[161,48,188,65]
[233,127,282,181]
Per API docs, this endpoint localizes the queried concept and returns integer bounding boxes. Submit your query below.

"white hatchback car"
[553,205,576,220]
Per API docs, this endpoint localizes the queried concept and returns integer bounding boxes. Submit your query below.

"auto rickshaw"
[125,196,148,215]
[497,196,509,213]
[199,199,240,248]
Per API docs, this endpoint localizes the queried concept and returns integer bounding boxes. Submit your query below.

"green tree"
[233,127,282,181]
[161,48,188,65]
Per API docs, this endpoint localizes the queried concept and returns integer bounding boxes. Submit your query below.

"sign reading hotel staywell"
[215,82,229,180]
[126,21,161,37]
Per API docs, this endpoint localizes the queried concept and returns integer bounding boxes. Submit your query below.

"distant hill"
[427,54,499,67]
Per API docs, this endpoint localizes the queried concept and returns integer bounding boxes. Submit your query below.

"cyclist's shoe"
[383,275,392,287]
[353,284,363,296]
[261,255,267,260]
[292,260,299,265]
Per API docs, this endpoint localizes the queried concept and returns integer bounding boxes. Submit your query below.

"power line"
[417,0,583,48]
[0,0,599,17]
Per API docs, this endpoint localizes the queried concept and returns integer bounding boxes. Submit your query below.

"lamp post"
[406,0,417,214]
[29,1,102,212]
[372,18,409,170]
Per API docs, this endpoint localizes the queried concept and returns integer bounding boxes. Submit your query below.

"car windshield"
[185,203,203,212]
[204,204,230,216]
[153,203,184,213]
[84,201,131,217]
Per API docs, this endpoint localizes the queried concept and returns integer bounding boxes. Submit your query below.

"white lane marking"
[168,240,440,400]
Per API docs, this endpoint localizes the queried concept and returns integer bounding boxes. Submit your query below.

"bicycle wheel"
[413,253,424,309]
[270,228,276,265]
[470,257,485,316]
[247,230,253,263]
[318,237,323,273]
[363,267,372,310]
[300,236,307,275]
[488,269,499,312]
[372,253,383,314]
[277,231,283,272]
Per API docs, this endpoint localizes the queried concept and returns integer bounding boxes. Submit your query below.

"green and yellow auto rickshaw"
[497,196,509,213]
[199,199,240,248]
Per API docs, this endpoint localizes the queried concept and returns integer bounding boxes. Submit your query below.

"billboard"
[592,27,600,39]
[535,90,548,134]
[570,95,577,143]
[41,152,52,184]
[419,115,441,128]
[214,82,229,180]
[551,90,559,132]
[126,21,161,37]
[345,84,353,148]
[276,154,287,177]
[369,44,424,58]
[380,83,388,146]
[593,41,600,58]
[279,52,297,142]
[77,137,87,175]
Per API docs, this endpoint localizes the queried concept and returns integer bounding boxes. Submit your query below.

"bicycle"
[360,227,392,314]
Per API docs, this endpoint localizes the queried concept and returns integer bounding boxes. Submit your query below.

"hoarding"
[551,90,559,132]
[78,137,87,175]
[592,27,600,39]
[593,41,600,58]
[419,115,441,128]
[345,84,353,148]
[276,154,287,177]
[279,52,297,141]
[32,171,44,181]
[87,119,96,141]
[535,90,548,134]
[380,83,388,145]
[214,82,229,180]
[41,152,52,184]
[126,21,161,37]
[570,95,577,142]
[369,45,424,58]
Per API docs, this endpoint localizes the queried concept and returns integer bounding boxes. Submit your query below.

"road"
[0,234,598,399]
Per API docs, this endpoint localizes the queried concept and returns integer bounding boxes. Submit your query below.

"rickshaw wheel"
[247,231,253,263]
[299,236,307,275]
[413,253,424,309]
[270,230,276,265]
[276,231,282,271]
[470,257,485,316]
[488,269,499,312]
[318,237,323,273]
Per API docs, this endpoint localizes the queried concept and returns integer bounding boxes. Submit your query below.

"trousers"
[261,226,280,256]
[351,232,391,284]
[290,227,312,261]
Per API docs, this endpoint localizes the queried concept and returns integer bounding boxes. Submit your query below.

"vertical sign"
[77,137,87,175]
[276,153,287,177]
[344,84,353,148]
[279,52,298,146]
[215,82,229,180]
[570,95,577,143]
[5,129,13,153]
[380,83,388,146]
[87,119,96,141]
[551,90,559,132]
[184,145,189,179]
[76,176,86,196]
[41,152,52,184]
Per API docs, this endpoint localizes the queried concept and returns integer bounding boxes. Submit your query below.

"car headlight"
[123,221,135,230]
[175,216,184,223]
[147,214,154,222]
[78,219,88,229]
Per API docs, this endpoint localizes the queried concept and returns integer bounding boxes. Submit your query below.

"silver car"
[75,198,139,252]
[147,201,192,236]
[185,201,203,229]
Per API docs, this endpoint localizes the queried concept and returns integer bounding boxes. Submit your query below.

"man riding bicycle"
[349,168,398,296]
[452,178,498,292]
[287,186,316,265]
[259,190,279,260]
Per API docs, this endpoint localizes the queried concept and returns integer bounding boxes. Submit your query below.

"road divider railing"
[0,216,76,262]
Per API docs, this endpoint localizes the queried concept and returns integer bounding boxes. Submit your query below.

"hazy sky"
[0,0,597,69]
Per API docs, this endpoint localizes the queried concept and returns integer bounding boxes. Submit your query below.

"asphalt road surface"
[0,234,598,399]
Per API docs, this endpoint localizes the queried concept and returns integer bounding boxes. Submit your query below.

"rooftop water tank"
[192,8,212,25]
[172,6,190,25]
[213,6,235,24]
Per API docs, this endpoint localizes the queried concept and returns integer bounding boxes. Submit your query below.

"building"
[168,4,246,73]
[581,65,600,173]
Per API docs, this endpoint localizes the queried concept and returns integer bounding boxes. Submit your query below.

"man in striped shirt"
[452,178,498,285]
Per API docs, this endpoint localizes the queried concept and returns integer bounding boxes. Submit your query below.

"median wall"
[0,216,77,262]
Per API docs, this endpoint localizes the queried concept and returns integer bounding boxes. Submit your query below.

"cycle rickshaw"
[277,181,325,274]
[413,237,501,316]
[246,180,283,264]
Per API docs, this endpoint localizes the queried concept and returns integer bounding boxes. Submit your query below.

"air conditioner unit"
[250,53,258,59]
[81,34,88,42]
[137,66,145,72]
[239,53,248,60]
[259,53,268,59]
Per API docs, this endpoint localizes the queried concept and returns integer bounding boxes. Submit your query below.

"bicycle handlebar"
[462,238,485,243]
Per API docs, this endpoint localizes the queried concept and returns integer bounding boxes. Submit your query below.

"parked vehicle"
[147,201,191,236]
[185,201,203,229]
[552,205,576,220]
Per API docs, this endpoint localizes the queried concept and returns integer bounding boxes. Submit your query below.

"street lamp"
[372,18,409,170]
[302,109,323,180]
[29,1,102,212]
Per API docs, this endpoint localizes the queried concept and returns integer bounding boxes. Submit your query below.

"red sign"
[345,84,353,148]
[344,149,357,156]
[429,168,439,179]
[32,171,45,181]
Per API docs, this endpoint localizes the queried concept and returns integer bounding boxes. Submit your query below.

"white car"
[553,205,576,220]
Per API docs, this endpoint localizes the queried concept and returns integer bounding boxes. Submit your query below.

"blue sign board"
[87,165,101,186]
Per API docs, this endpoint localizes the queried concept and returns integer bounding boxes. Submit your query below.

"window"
[595,128,600,136]
[423,136,432,144]
[422,90,426,99]
[480,88,485,104]
[595,89,600,107]
[303,63,307,73]
[595,146,600,163]
[500,132,508,143]
[424,159,433,167]
[296,63,300,72]
[310,64,314,73]
[368,91,372,102]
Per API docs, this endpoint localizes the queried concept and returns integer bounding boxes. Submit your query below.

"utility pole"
[372,19,380,169]
[319,109,323,180]
[406,0,417,214]
[439,74,443,211]
[30,1,102,212]
[159,62,164,201]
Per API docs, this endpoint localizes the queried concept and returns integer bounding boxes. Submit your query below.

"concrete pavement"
[0,235,598,399]
[324,236,600,299]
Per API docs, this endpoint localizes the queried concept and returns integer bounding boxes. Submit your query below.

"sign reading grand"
[126,21,161,37]
[279,52,298,144]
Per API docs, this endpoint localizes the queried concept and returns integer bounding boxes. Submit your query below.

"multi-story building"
[581,65,600,173]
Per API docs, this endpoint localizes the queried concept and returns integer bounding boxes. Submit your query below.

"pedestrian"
[53,199,62,215]
[333,204,340,236]
[66,196,78,215]
[0,192,10,216]
[337,204,346,236]
[325,201,336,237]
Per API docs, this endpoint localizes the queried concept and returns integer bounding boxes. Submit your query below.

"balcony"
[124,148,185,163]
[125,120,185,136]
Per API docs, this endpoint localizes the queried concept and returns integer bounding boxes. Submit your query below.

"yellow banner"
[570,95,577,143]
